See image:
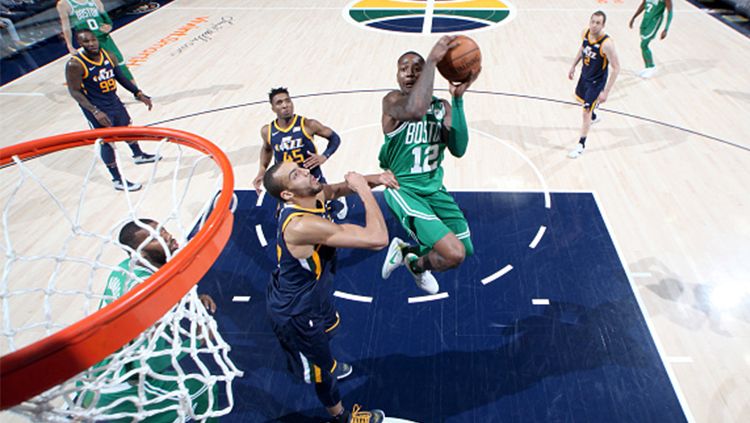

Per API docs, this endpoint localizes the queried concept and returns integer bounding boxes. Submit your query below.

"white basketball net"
[0,137,243,421]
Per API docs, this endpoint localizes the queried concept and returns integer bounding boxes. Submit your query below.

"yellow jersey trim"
[311,250,322,280]
[300,116,314,140]
[325,312,341,333]
[79,51,104,66]
[281,212,308,234]
[289,204,326,214]
[72,56,89,79]
[274,115,298,132]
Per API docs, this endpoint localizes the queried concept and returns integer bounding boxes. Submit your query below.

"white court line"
[334,291,373,303]
[0,92,44,97]
[529,225,547,249]
[255,224,268,247]
[232,296,251,302]
[256,190,266,207]
[423,0,435,34]
[472,129,551,209]
[531,298,550,305]
[667,356,694,364]
[481,264,513,285]
[630,272,653,278]
[408,292,449,303]
[592,191,695,423]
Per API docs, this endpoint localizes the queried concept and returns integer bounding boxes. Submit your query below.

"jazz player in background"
[57,0,136,82]
[567,10,621,159]
[65,29,159,191]
[253,87,348,219]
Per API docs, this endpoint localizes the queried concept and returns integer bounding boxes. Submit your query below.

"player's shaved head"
[119,219,158,250]
[398,51,424,64]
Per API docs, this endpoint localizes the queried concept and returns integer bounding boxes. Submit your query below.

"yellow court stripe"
[352,0,427,8]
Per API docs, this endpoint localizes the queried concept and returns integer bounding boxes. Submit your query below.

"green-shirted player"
[57,0,135,81]
[379,36,481,295]
[77,219,218,422]
[630,0,673,79]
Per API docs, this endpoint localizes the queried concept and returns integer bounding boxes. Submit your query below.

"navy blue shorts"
[575,78,606,110]
[269,311,339,385]
[81,102,131,129]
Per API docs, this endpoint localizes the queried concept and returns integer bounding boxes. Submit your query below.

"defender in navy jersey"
[263,160,398,422]
[65,29,159,191]
[567,11,620,159]
[254,87,348,219]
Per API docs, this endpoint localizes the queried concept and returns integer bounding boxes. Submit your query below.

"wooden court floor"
[1,0,749,421]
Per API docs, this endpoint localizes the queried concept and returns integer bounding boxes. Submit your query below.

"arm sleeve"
[113,65,140,95]
[322,130,341,158]
[447,97,469,158]
[665,8,673,31]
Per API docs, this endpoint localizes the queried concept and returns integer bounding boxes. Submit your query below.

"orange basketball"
[437,35,482,83]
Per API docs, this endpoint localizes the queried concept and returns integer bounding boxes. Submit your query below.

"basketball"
[437,35,482,83]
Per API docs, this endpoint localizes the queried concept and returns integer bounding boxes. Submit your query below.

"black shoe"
[333,362,353,381]
[133,153,161,164]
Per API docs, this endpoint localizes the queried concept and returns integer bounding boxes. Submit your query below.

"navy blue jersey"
[580,29,610,83]
[267,203,337,323]
[71,50,123,109]
[267,115,325,181]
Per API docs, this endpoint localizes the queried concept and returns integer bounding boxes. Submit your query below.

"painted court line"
[255,224,268,247]
[666,356,694,364]
[529,225,547,249]
[592,191,695,423]
[334,291,373,303]
[531,298,550,305]
[256,190,266,207]
[481,264,513,285]
[232,296,251,302]
[408,292,449,303]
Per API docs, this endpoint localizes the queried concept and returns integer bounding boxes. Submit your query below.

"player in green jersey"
[57,0,135,81]
[630,0,673,78]
[379,36,480,295]
[77,219,218,422]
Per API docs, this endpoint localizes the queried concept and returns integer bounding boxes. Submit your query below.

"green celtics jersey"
[643,0,666,24]
[99,258,152,309]
[379,97,448,194]
[67,0,108,38]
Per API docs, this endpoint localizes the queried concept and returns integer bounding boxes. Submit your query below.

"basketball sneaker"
[113,179,142,192]
[133,153,162,164]
[404,253,439,294]
[638,66,658,79]
[591,113,601,124]
[381,237,407,279]
[567,143,585,159]
[336,196,348,220]
[348,404,385,423]
[333,362,353,381]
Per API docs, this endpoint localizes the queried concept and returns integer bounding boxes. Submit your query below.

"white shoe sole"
[381,238,405,279]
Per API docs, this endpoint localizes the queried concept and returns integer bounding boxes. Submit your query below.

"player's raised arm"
[288,173,388,250]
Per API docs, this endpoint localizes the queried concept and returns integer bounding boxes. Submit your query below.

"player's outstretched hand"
[93,109,112,127]
[253,171,265,194]
[303,151,327,169]
[136,92,153,110]
[345,172,368,193]
[449,66,481,98]
[378,170,400,190]
[199,294,217,314]
[427,35,459,64]
[597,90,609,105]
[660,29,668,40]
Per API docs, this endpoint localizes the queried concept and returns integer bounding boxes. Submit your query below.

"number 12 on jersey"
[410,144,439,173]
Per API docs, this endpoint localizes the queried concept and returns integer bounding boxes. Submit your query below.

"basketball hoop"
[0,127,242,420]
